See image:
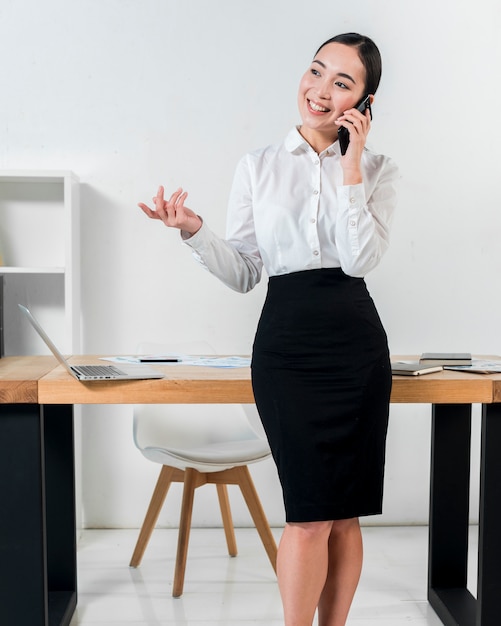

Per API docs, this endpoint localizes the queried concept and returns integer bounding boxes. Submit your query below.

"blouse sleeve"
[182,155,263,293]
[334,155,399,277]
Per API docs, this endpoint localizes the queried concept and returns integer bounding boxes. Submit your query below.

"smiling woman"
[139,32,399,626]
[298,44,367,151]
[297,33,381,164]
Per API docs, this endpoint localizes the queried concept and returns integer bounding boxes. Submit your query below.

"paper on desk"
[103,355,251,368]
[443,359,501,374]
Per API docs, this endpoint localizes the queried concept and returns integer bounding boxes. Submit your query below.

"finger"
[335,118,354,134]
[342,111,369,133]
[160,188,181,224]
[169,188,185,204]
[138,203,161,219]
[154,185,166,212]
[166,188,189,213]
[175,191,189,207]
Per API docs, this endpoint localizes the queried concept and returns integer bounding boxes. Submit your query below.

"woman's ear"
[369,94,375,105]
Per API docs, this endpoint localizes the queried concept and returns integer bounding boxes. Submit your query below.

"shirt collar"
[285,126,339,157]
[284,127,310,153]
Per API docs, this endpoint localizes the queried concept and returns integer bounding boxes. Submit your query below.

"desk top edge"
[2,355,501,405]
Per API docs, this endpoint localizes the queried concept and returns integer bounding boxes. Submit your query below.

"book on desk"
[391,362,443,376]
[419,352,472,366]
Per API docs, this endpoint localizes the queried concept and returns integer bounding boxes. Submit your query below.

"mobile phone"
[138,356,181,362]
[338,94,372,155]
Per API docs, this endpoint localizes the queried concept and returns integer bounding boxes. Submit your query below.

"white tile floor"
[69,525,478,625]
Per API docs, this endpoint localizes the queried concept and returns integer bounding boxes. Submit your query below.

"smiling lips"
[308,99,330,113]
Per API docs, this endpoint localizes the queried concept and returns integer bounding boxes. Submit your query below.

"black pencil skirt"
[251,268,391,522]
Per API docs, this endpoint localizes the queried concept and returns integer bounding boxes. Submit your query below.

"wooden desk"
[37,354,501,405]
[1,356,501,626]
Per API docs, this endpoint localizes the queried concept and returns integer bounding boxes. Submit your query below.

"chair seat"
[142,438,271,467]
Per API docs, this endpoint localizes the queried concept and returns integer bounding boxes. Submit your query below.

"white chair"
[129,344,277,597]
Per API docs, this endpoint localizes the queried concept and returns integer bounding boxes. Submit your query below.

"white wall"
[1,0,500,527]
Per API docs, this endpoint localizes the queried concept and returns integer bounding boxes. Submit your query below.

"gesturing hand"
[138,186,202,235]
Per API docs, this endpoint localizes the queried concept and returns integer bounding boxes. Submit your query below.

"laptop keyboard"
[72,364,125,377]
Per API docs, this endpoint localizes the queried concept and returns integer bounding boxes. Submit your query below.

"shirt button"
[310,218,316,223]
[314,159,319,165]
[313,250,319,256]
[350,197,356,204]
[313,189,319,195]
[349,219,356,227]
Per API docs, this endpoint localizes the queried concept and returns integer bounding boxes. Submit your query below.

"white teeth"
[310,100,329,112]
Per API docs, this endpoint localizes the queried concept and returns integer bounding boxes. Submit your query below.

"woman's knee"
[329,517,360,538]
[285,520,334,542]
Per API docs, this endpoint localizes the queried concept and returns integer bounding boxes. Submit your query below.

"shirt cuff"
[337,183,366,211]
[180,217,206,245]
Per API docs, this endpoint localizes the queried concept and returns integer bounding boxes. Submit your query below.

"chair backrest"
[133,340,264,453]
[133,403,263,452]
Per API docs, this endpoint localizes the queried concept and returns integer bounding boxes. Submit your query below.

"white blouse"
[182,127,399,293]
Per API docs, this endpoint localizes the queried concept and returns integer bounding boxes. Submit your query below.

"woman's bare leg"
[277,517,362,626]
[318,518,363,626]
[277,520,332,625]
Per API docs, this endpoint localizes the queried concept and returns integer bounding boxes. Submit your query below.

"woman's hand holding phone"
[336,94,373,185]
[336,94,372,155]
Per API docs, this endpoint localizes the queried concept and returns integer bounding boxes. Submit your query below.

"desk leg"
[0,403,76,626]
[43,404,77,626]
[428,403,476,626]
[476,403,501,625]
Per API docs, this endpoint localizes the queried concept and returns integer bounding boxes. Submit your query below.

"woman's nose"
[316,79,331,99]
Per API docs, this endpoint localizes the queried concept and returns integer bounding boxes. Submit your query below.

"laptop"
[18,304,164,381]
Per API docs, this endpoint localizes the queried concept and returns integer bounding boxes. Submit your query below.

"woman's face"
[297,42,367,149]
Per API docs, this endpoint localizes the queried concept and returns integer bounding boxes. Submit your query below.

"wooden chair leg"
[173,468,198,597]
[130,465,179,567]
[235,465,278,573]
[216,484,238,557]
[132,463,274,597]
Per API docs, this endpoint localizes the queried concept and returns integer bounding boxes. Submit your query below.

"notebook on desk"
[18,304,164,381]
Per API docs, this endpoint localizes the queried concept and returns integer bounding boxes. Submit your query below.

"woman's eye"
[335,81,348,89]
[310,68,321,77]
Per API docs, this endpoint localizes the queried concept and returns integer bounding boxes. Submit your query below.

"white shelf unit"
[0,170,80,355]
